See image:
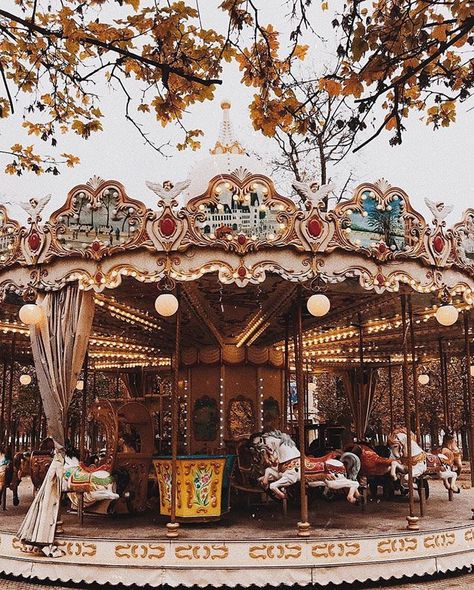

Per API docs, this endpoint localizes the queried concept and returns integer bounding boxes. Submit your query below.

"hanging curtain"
[342,368,378,440]
[17,284,94,548]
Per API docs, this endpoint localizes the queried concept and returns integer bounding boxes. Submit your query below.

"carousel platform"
[0,478,474,587]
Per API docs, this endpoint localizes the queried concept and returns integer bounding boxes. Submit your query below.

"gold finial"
[220,99,231,110]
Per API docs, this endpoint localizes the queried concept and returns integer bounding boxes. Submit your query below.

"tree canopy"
[0,1,472,176]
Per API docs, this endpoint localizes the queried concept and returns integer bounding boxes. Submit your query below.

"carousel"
[0,102,474,587]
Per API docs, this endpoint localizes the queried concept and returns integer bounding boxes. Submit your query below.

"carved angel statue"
[292,180,336,206]
[18,195,52,223]
[424,198,453,223]
[145,179,190,205]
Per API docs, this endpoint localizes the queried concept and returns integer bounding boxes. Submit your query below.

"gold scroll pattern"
[115,543,166,560]
[175,544,228,560]
[311,542,360,559]
[55,541,97,557]
[249,544,302,560]
[423,533,456,549]
[464,528,474,544]
[377,537,418,554]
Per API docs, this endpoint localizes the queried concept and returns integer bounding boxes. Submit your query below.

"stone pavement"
[0,571,473,589]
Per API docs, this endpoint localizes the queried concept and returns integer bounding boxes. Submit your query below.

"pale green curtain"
[18,284,94,548]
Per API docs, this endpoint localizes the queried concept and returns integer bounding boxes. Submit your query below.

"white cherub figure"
[292,180,335,206]
[145,179,190,205]
[424,198,453,223]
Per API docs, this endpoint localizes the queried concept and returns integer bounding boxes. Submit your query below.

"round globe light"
[19,373,32,386]
[418,373,429,385]
[155,293,179,317]
[76,380,84,391]
[435,304,459,326]
[307,294,331,317]
[19,303,44,325]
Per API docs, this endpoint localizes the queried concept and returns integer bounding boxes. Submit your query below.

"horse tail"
[340,452,361,481]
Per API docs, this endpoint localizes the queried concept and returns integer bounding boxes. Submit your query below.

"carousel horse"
[0,446,12,509]
[440,431,462,475]
[63,454,121,513]
[387,427,460,494]
[9,451,30,506]
[249,430,361,504]
[344,441,405,481]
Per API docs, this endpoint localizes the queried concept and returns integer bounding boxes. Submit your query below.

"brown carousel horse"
[438,431,462,475]
[345,441,405,480]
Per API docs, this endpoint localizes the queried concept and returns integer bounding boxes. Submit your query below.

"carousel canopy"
[0,104,473,370]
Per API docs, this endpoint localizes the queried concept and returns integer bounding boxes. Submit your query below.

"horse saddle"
[65,464,114,492]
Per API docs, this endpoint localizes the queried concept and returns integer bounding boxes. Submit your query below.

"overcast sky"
[0,1,473,224]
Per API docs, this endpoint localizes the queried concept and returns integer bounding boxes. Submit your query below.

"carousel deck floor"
[1,477,473,539]
[1,477,474,588]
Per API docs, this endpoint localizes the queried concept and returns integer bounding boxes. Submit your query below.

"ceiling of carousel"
[0,273,471,370]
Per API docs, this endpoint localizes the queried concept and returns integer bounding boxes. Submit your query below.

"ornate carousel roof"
[0,104,473,370]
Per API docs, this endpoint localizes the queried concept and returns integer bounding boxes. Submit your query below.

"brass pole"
[408,297,421,443]
[5,334,16,452]
[79,353,89,462]
[0,356,8,445]
[357,312,364,440]
[401,295,418,530]
[294,292,309,536]
[444,352,452,429]
[438,338,448,431]
[388,357,394,432]
[167,286,181,538]
[407,296,425,517]
[284,315,290,430]
[463,311,474,487]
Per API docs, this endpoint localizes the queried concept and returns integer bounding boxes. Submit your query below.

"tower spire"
[210,100,246,155]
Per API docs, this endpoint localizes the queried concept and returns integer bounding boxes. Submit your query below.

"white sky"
[0,1,473,224]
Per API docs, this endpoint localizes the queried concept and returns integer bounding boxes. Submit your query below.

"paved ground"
[0,570,473,589]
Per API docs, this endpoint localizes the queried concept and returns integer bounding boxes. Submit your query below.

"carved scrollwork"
[331,183,428,263]
[47,178,148,260]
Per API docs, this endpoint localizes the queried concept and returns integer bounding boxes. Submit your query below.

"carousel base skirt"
[1,479,473,587]
[0,524,473,587]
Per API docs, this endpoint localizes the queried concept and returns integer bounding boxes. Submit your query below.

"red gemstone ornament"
[376,273,385,285]
[159,216,176,237]
[378,242,387,254]
[28,231,41,252]
[307,218,323,238]
[91,241,101,252]
[95,272,103,284]
[433,235,445,254]
[237,267,247,278]
[237,234,246,245]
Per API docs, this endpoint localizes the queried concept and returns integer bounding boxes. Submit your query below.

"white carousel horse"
[63,455,120,513]
[388,427,459,493]
[249,430,361,504]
